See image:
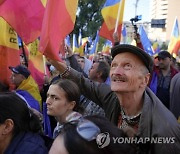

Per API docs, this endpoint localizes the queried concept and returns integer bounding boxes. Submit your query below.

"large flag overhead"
[168,17,180,57]
[0,17,20,86]
[0,0,45,44]
[27,39,49,90]
[39,0,78,61]
[99,0,125,43]
[139,25,154,56]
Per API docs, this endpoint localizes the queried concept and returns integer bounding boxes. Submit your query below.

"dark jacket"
[170,72,180,119]
[5,132,48,154]
[65,67,180,154]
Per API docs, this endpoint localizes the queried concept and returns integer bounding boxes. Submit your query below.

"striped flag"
[0,17,20,87]
[168,17,180,57]
[39,0,78,60]
[99,0,125,43]
[0,0,45,44]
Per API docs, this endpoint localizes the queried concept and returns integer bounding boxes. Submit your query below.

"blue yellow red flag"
[0,17,20,87]
[168,17,180,57]
[99,0,125,43]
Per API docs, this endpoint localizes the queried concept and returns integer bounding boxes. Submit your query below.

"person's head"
[89,61,110,83]
[49,115,137,154]
[110,44,153,93]
[77,56,85,70]
[46,79,82,123]
[9,65,30,87]
[0,92,41,152]
[157,51,171,70]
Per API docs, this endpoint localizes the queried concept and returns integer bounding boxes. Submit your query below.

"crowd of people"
[0,33,180,153]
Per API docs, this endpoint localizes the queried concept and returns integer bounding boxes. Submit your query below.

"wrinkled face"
[46,85,74,122]
[77,57,85,70]
[10,72,24,87]
[158,57,171,70]
[110,52,149,93]
[89,62,99,81]
[49,135,68,154]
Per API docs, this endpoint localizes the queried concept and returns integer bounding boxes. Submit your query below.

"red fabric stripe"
[0,0,44,44]
[39,0,76,61]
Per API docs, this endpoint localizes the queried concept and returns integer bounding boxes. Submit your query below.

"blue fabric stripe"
[103,0,120,7]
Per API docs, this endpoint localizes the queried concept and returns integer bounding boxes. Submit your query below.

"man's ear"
[2,119,14,135]
[140,73,151,88]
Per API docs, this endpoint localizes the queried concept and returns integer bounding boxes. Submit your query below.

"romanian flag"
[39,0,78,61]
[99,0,125,43]
[102,40,112,54]
[168,17,180,57]
[27,39,49,90]
[0,17,20,87]
[0,0,45,44]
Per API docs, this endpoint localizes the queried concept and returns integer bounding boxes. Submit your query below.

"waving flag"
[0,0,45,44]
[99,0,125,43]
[73,34,79,53]
[89,31,99,54]
[168,17,180,57]
[102,40,112,54]
[27,39,50,90]
[39,0,78,61]
[0,17,20,87]
[139,26,154,56]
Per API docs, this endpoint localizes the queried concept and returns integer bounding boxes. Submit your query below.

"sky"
[123,0,151,22]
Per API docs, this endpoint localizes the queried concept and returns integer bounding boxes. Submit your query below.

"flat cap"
[111,44,153,73]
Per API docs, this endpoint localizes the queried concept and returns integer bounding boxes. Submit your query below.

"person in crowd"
[89,60,110,85]
[77,56,85,71]
[65,46,106,116]
[155,51,178,109]
[0,92,48,154]
[48,44,180,153]
[170,72,180,122]
[0,81,9,92]
[49,115,137,154]
[46,79,83,138]
[9,65,42,111]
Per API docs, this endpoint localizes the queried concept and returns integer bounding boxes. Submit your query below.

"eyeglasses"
[76,118,101,141]
[62,118,101,142]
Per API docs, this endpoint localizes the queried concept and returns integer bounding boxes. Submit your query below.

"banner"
[39,0,78,60]
[0,17,20,87]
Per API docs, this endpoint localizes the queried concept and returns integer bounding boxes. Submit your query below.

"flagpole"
[43,55,47,75]
[20,38,28,67]
[114,0,123,33]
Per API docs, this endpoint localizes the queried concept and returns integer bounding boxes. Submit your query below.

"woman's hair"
[57,115,137,154]
[0,92,42,136]
[51,79,83,113]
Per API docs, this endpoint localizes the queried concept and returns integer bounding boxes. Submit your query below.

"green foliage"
[72,0,106,39]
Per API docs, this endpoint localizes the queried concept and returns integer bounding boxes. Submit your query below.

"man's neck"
[116,91,144,116]
[161,66,170,76]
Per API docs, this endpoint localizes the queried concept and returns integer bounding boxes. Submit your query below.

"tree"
[72,0,105,39]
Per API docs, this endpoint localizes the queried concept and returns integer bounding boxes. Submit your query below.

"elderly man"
[49,44,180,153]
